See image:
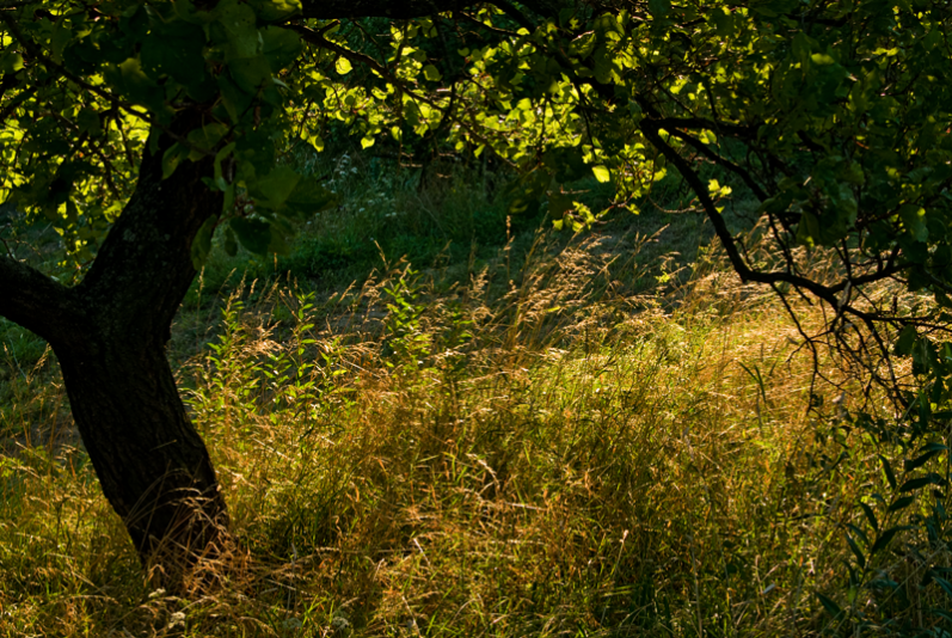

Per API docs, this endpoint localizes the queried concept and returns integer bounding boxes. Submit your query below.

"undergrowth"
[2,224,949,637]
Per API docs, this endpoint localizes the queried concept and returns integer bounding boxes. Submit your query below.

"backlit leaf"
[336,56,353,75]
[592,166,611,183]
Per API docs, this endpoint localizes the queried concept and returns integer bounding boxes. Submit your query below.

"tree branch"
[646,116,756,139]
[661,126,769,201]
[0,255,84,346]
[639,117,909,321]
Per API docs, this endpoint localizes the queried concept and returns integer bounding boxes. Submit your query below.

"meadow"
[0,151,949,637]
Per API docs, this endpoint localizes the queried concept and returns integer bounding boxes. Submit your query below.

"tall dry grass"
[0,230,948,637]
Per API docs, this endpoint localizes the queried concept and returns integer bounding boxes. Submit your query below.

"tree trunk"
[54,337,228,585]
[0,112,229,592]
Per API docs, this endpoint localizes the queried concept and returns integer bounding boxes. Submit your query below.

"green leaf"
[422,64,442,82]
[838,163,865,186]
[222,181,235,212]
[261,26,302,72]
[251,165,300,209]
[816,593,844,620]
[543,147,588,182]
[900,473,944,492]
[247,0,302,21]
[191,216,218,269]
[65,199,79,225]
[751,3,779,17]
[710,8,733,36]
[796,211,820,247]
[213,142,236,191]
[76,108,102,136]
[51,15,73,63]
[899,204,928,243]
[171,0,202,23]
[0,51,24,73]
[593,47,619,84]
[791,32,813,67]
[507,169,551,216]
[217,73,254,124]
[894,325,918,355]
[336,56,353,75]
[187,75,219,103]
[904,444,945,472]
[234,127,276,180]
[284,180,337,218]
[708,178,732,198]
[104,58,170,119]
[228,56,273,94]
[859,502,878,531]
[592,166,611,183]
[301,129,324,152]
[880,455,897,490]
[265,218,292,254]
[887,495,915,512]
[212,0,259,61]
[845,534,866,568]
[934,576,952,599]
[162,142,188,179]
[230,216,271,254]
[870,526,909,555]
[223,226,238,257]
[162,143,189,179]
[547,191,575,219]
[186,123,229,160]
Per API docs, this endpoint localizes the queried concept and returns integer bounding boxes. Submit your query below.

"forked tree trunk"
[0,112,229,591]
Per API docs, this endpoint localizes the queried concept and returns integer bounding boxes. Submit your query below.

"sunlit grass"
[0,227,948,637]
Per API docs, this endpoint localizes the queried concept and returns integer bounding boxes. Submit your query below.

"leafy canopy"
[2,0,952,405]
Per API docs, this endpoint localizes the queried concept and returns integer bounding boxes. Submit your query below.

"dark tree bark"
[0,112,227,591]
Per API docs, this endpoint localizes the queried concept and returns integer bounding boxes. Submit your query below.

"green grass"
[184,147,711,300]
[1,157,950,637]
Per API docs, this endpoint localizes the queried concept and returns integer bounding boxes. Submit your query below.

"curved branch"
[639,117,909,322]
[0,255,84,346]
[662,126,769,201]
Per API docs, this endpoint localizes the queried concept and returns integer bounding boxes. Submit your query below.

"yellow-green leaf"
[423,64,442,82]
[592,166,611,183]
